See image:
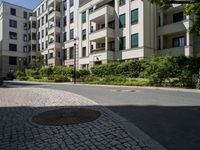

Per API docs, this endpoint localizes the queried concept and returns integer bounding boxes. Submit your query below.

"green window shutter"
[131,33,139,48]
[119,36,126,50]
[119,14,126,28]
[82,11,86,23]
[131,9,138,24]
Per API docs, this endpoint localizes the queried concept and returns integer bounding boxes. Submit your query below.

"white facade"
[0,2,33,77]
[0,0,200,78]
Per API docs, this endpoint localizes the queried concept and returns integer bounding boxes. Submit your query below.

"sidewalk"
[0,86,166,150]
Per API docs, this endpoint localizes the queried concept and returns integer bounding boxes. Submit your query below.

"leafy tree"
[150,0,200,35]
[31,55,44,69]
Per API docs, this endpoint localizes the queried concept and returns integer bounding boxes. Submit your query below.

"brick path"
[0,87,165,150]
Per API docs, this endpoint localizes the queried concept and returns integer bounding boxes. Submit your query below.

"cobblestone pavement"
[0,86,165,150]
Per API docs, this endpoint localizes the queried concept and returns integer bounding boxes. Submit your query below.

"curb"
[5,80,200,94]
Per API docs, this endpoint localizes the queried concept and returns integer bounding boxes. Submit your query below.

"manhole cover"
[113,89,136,93]
[32,108,101,126]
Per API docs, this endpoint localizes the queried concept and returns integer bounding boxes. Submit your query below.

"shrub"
[25,69,39,77]
[7,71,16,80]
[33,75,42,79]
[14,70,25,77]
[16,76,28,81]
[91,60,143,78]
[39,67,53,77]
[77,69,90,78]
[53,75,70,82]
[52,66,74,77]
[140,56,179,86]
[80,76,100,83]
[99,76,127,84]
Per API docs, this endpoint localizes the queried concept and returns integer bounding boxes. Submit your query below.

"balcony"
[48,41,61,50]
[89,27,114,41]
[29,16,36,22]
[157,46,193,57]
[157,19,192,36]
[48,25,61,35]
[48,10,61,21]
[89,5,114,21]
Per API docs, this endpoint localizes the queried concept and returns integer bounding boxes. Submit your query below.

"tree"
[150,0,200,35]
[31,54,44,69]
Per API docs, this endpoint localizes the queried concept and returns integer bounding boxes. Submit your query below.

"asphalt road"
[5,82,200,150]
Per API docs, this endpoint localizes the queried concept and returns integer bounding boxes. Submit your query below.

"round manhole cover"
[32,108,101,126]
[113,89,136,93]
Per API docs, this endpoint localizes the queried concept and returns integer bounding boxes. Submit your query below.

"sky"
[0,0,43,9]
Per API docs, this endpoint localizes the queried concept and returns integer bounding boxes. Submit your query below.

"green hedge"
[91,60,144,78]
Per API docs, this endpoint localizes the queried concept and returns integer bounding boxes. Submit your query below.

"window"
[23,34,28,42]
[119,14,126,28]
[131,9,138,24]
[70,29,74,40]
[42,30,44,38]
[24,11,27,18]
[38,32,40,40]
[63,1,67,11]
[69,47,74,59]
[23,46,28,53]
[119,0,125,6]
[131,33,139,48]
[173,36,185,47]
[82,47,86,57]
[64,32,67,42]
[46,40,48,48]
[42,4,44,12]
[9,56,17,65]
[70,0,74,7]
[42,17,44,26]
[82,11,86,23]
[89,7,94,14]
[10,8,16,16]
[42,42,44,50]
[38,20,40,28]
[46,14,48,23]
[82,29,86,40]
[24,23,28,30]
[173,12,184,23]
[119,36,126,50]
[9,44,17,51]
[49,53,53,58]
[70,12,74,23]
[91,26,94,33]
[63,16,67,27]
[9,20,17,28]
[9,32,17,40]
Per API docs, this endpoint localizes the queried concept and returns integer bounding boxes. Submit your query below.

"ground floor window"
[9,56,17,65]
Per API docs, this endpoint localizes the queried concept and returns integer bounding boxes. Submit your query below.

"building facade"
[0,2,33,77]
[0,0,200,78]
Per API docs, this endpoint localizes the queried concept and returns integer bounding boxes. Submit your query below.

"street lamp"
[73,39,77,84]
[19,57,22,70]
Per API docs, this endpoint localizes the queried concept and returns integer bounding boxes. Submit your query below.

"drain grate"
[32,108,101,126]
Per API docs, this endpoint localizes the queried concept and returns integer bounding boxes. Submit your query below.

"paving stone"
[0,87,150,150]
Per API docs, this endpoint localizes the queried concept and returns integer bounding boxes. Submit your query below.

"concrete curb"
[5,80,200,94]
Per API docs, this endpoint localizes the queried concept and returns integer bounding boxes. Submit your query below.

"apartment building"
[0,0,200,78]
[0,2,33,77]
[78,0,156,69]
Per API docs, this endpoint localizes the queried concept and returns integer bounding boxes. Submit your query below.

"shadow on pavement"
[0,105,200,150]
